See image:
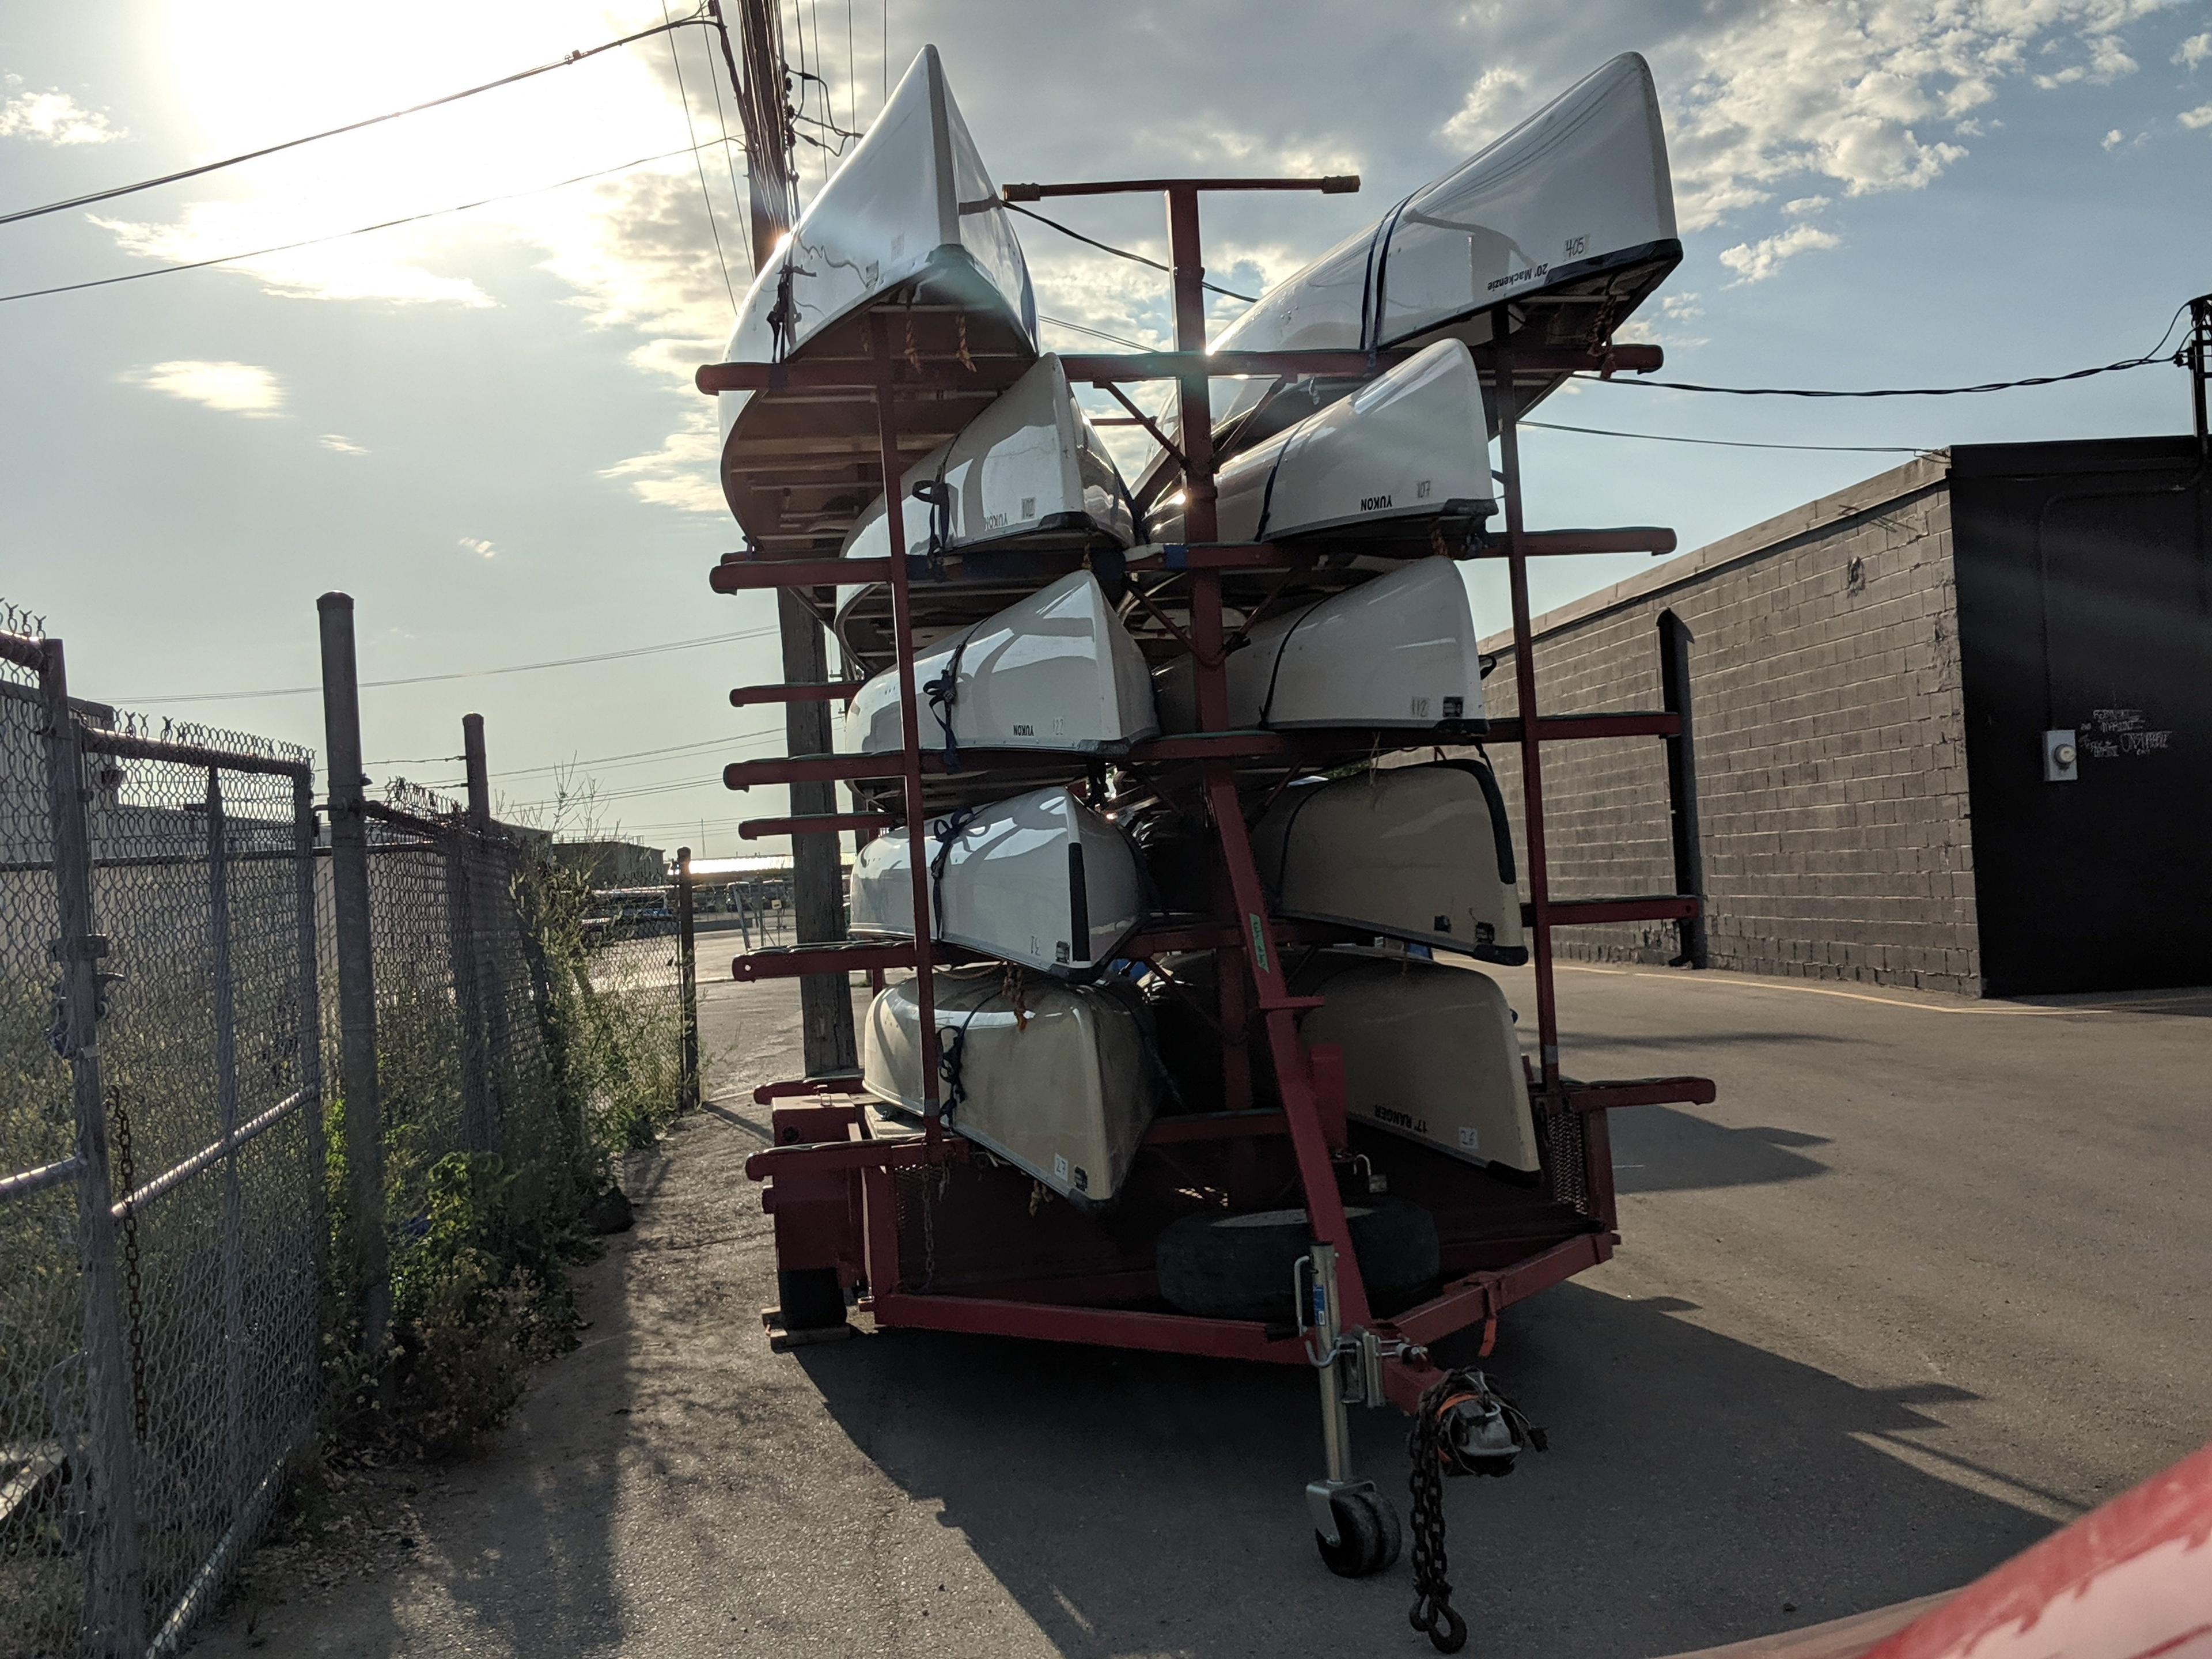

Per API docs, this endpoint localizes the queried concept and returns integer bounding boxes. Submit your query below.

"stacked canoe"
[713,46,1680,1209]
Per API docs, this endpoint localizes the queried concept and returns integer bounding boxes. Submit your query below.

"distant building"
[1472,437,2209,998]
[551,839,667,888]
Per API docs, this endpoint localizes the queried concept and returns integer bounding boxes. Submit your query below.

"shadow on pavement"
[1610,1105,1832,1194]
[801,1283,2050,1658]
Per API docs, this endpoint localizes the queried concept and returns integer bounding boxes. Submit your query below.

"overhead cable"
[1581,354,2175,400]
[1003,200,1259,303]
[122,624,778,705]
[0,138,743,306]
[1521,421,1932,455]
[0,12,713,229]
[662,0,740,313]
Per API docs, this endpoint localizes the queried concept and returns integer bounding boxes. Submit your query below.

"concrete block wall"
[1461,455,1982,994]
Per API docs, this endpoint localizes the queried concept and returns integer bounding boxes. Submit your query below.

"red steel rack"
[702,177,1715,1556]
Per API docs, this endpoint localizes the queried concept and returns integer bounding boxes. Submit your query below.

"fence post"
[445,824,492,1154]
[205,769,249,1539]
[1658,611,1709,970]
[39,636,145,1654]
[317,593,388,1368]
[459,713,507,1150]
[293,774,326,1277]
[676,847,699,1112]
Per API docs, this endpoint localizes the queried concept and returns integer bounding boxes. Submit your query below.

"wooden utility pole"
[707,0,857,1077]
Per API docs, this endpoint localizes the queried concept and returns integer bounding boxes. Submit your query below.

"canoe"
[1252,761,1527,963]
[862,967,1156,1204]
[832,354,1138,667]
[1135,52,1677,505]
[1293,949,1539,1175]
[1156,556,1485,735]
[845,570,1158,762]
[847,785,1146,976]
[1144,340,1493,551]
[712,46,1038,554]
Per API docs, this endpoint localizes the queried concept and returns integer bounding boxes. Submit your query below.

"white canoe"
[713,47,1037,551]
[1253,762,1527,963]
[863,967,1156,1205]
[848,785,1146,975]
[1136,53,1676,502]
[1145,340,1493,549]
[1157,557,1484,734]
[845,570,1158,762]
[832,354,1138,666]
[1294,950,1539,1175]
[842,354,1133,564]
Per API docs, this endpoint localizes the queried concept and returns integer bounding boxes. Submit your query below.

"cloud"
[121,360,285,417]
[89,205,494,308]
[1661,0,2172,230]
[0,76,122,145]
[2179,32,2212,67]
[597,408,727,515]
[2183,102,2212,128]
[1718,222,1842,283]
[1782,195,1830,216]
[1440,66,1529,150]
[2102,127,2126,147]
[459,537,496,558]
[319,433,368,454]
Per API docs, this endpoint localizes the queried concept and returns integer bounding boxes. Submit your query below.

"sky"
[1,0,2207,856]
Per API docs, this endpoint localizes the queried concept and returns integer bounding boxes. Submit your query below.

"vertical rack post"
[870,310,941,1139]
[1493,344,1562,1090]
[40,636,145,1655]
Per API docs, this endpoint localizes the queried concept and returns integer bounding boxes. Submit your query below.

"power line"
[0,13,711,229]
[123,624,779,705]
[1038,312,1160,351]
[1581,354,2173,399]
[1003,200,1259,303]
[1521,419,1931,455]
[415,728,788,788]
[662,0,740,314]
[0,138,742,306]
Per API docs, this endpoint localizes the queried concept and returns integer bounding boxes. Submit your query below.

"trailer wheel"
[1157,1201,1440,1322]
[1316,1486,1402,1578]
[777,1268,848,1332]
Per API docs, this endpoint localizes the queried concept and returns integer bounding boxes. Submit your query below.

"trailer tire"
[777,1268,848,1332]
[1156,1201,1440,1323]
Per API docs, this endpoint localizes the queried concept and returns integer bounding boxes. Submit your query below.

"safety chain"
[1406,1373,1468,1653]
[1407,1370,1548,1653]
[108,1090,150,1442]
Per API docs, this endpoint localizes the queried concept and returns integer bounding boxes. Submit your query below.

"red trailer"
[705,179,1714,1643]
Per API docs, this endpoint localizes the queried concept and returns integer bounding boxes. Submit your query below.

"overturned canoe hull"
[863,968,1156,1204]
[1137,52,1677,507]
[834,355,1136,666]
[846,570,1158,761]
[1294,949,1539,1175]
[1253,762,1527,963]
[714,46,1037,553]
[1157,556,1486,734]
[1146,340,1493,550]
[848,786,1146,975]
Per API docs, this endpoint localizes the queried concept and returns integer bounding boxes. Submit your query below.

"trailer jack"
[1300,1243,1407,1577]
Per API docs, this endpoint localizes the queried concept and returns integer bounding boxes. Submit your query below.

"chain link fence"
[0,600,698,1659]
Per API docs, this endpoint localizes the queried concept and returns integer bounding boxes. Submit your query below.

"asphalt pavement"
[188,964,2212,1658]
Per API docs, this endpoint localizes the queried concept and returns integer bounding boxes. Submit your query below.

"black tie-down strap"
[922,625,978,773]
[1406,1369,1547,1653]
[911,473,954,579]
[927,806,980,930]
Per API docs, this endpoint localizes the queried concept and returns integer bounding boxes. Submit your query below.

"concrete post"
[206,769,248,1532]
[316,593,388,1365]
[39,637,144,1654]
[676,847,700,1112]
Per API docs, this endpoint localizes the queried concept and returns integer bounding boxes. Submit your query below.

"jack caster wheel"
[1315,1487,1403,1578]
